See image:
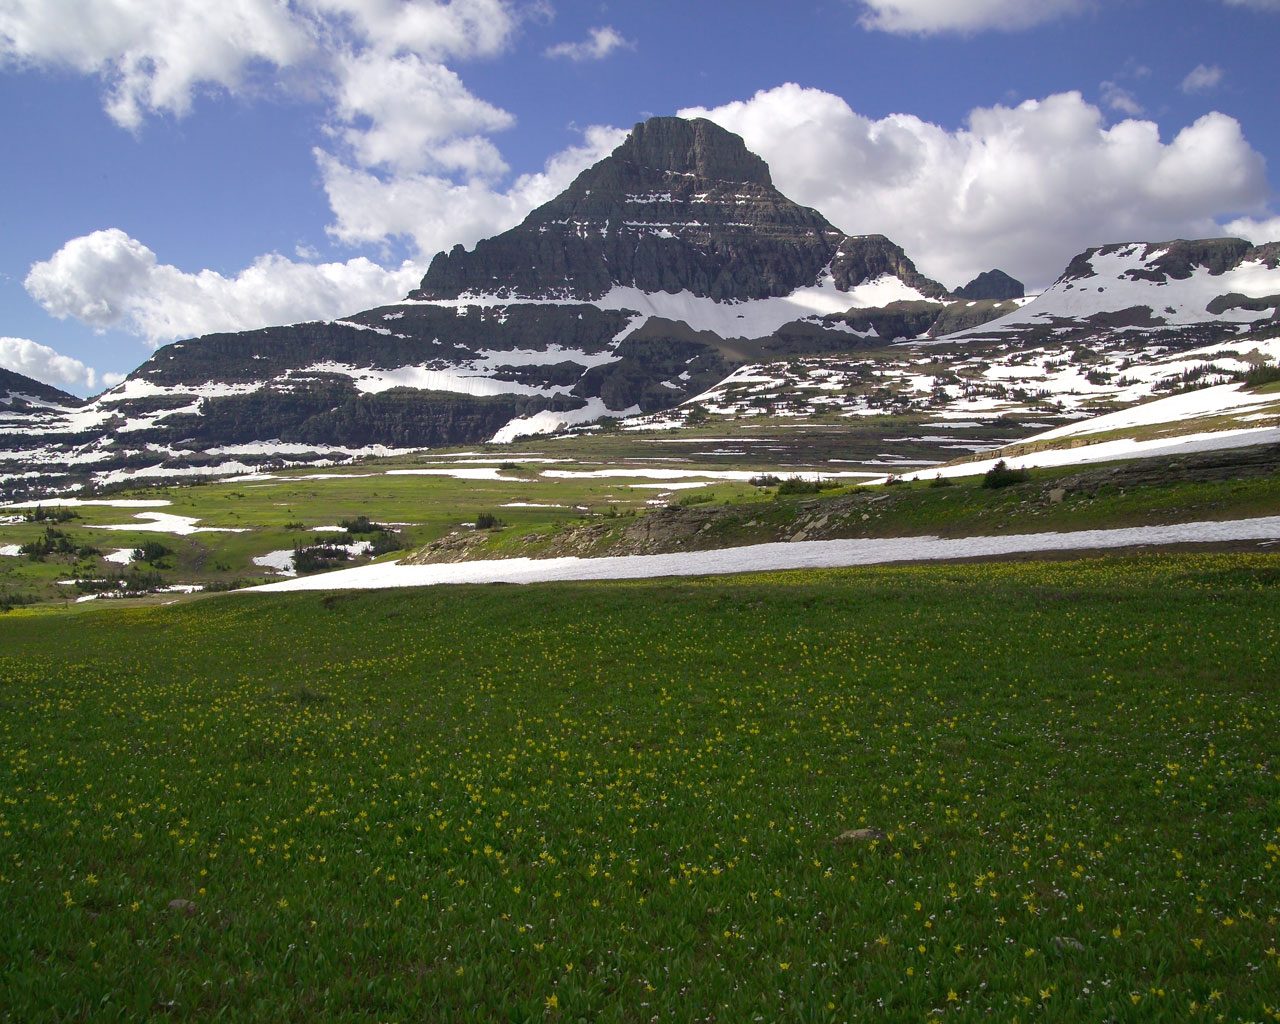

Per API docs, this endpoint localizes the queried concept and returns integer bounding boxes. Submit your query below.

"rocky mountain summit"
[414,117,950,306]
[3,118,1279,499]
[955,269,1024,301]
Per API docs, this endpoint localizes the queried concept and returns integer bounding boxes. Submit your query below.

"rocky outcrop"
[1059,238,1260,285]
[830,236,951,300]
[822,301,944,342]
[954,269,1024,301]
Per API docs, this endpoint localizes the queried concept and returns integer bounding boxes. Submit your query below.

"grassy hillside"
[2,554,1278,1021]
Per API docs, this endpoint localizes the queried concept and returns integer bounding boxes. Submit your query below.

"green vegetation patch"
[1,554,1278,1021]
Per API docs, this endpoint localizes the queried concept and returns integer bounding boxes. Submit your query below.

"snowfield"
[1027,382,1280,441]
[247,515,1280,593]
[955,244,1280,336]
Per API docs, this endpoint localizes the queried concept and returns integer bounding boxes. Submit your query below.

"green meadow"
[4,424,1280,609]
[2,554,1279,1021]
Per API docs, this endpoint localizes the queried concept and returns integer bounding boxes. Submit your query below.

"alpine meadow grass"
[1,554,1278,1021]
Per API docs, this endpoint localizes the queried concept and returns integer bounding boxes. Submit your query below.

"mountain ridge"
[2,117,1279,499]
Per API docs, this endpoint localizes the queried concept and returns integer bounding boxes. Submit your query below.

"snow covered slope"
[950,238,1280,347]
[872,377,1280,483]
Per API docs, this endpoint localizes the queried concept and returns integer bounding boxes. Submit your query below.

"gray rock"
[836,827,887,843]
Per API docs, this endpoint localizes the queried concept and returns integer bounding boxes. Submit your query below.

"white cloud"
[680,84,1271,289]
[856,0,1089,34]
[0,0,522,132]
[330,50,514,177]
[0,336,123,394]
[318,124,628,254]
[1223,215,1280,244]
[1181,64,1225,93]
[308,0,518,61]
[544,26,633,61]
[1100,81,1143,116]
[1222,0,1280,9]
[0,0,311,129]
[4,0,560,342]
[25,229,422,346]
[22,227,156,328]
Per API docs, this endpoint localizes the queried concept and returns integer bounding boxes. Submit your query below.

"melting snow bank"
[246,516,1280,593]
[866,425,1280,485]
[86,512,248,536]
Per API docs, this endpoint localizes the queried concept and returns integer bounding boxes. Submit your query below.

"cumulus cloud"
[0,336,123,394]
[0,0,524,185]
[0,0,520,132]
[318,124,628,255]
[1223,215,1280,244]
[1181,64,1224,93]
[330,50,514,177]
[26,229,422,346]
[544,26,633,61]
[856,0,1089,34]
[0,0,310,129]
[679,84,1271,288]
[312,0,519,63]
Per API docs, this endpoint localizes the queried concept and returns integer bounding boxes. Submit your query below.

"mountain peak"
[955,268,1024,301]
[411,115,839,303]
[614,117,772,185]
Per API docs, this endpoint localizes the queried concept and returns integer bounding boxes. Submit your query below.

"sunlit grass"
[2,554,1278,1020]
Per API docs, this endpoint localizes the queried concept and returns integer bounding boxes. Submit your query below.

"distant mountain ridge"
[2,117,1279,499]
[954,237,1280,348]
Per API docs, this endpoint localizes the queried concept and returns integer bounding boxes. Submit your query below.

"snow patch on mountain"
[491,397,642,443]
[1028,381,1280,441]
[593,274,933,338]
[303,361,570,398]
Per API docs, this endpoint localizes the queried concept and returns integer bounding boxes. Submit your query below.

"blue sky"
[2,0,1278,395]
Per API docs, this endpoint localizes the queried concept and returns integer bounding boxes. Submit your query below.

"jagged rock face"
[414,117,856,303]
[621,117,773,184]
[0,370,88,502]
[831,236,952,300]
[955,269,1024,301]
